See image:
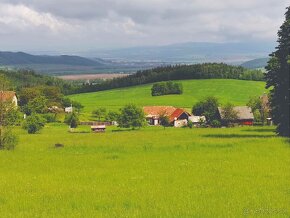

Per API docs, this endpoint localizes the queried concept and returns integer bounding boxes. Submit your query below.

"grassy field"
[0,124,289,217]
[69,79,267,120]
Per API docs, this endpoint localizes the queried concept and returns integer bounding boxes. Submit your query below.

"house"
[91,125,106,133]
[217,106,254,126]
[188,116,206,126]
[143,106,191,127]
[0,91,18,107]
[65,106,73,113]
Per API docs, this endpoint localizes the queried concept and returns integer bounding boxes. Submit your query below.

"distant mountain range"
[0,42,274,75]
[0,51,105,66]
[88,41,275,63]
[0,51,162,75]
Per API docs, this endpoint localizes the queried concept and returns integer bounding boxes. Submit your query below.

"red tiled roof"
[143,106,189,122]
[143,106,177,117]
[0,91,16,102]
[169,108,186,122]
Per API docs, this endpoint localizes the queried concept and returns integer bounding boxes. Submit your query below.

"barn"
[218,106,254,126]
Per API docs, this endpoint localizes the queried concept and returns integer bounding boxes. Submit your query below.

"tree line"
[76,63,265,93]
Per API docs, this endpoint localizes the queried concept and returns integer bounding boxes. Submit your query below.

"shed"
[91,125,106,133]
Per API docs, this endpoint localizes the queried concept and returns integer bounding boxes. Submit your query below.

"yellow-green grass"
[0,124,289,217]
[69,79,267,120]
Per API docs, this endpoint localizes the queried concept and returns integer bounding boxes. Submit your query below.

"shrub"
[23,114,46,134]
[0,128,18,150]
[188,120,193,129]
[211,120,221,128]
[64,112,79,128]
[42,113,57,123]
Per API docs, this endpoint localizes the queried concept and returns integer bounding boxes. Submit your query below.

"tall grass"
[0,124,288,217]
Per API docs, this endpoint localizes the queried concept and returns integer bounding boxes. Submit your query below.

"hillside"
[240,58,269,69]
[70,79,267,120]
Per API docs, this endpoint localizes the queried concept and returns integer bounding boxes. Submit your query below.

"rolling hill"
[240,58,269,69]
[69,79,267,120]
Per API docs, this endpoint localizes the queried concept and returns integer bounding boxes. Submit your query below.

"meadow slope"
[0,124,288,217]
[69,79,266,120]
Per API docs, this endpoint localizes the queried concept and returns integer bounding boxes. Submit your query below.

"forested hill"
[0,52,103,66]
[0,69,76,95]
[78,63,265,93]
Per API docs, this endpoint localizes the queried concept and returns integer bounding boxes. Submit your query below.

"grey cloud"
[0,0,288,52]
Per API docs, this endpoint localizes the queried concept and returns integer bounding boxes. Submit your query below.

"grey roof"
[218,106,254,120]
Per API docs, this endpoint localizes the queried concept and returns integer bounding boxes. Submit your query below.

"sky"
[0,0,289,53]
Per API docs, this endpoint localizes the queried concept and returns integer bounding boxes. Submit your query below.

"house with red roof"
[143,106,191,127]
[0,91,18,107]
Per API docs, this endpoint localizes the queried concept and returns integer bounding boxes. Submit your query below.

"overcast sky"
[0,0,288,53]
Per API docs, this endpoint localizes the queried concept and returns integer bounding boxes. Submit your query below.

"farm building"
[0,91,18,107]
[217,106,254,126]
[91,125,106,133]
[188,116,206,125]
[143,106,190,127]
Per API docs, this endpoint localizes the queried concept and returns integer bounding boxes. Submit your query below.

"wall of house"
[174,119,188,127]
[12,96,18,107]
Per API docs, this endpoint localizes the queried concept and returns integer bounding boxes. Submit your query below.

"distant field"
[0,124,288,217]
[69,79,267,120]
[58,73,130,81]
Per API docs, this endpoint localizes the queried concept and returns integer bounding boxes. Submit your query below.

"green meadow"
[0,124,289,217]
[69,79,267,120]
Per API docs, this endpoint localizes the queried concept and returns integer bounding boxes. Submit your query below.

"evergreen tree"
[265,7,290,137]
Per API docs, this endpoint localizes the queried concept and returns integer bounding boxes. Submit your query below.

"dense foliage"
[0,69,77,95]
[192,96,219,124]
[220,103,238,127]
[64,112,79,128]
[77,63,265,93]
[22,114,46,134]
[117,104,146,129]
[265,7,290,137]
[151,81,183,96]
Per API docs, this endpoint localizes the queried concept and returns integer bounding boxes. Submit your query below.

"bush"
[64,112,79,128]
[0,128,18,150]
[188,120,193,129]
[211,120,221,128]
[42,113,57,123]
[23,114,46,134]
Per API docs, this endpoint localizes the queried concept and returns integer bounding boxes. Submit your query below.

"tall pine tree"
[266,7,290,137]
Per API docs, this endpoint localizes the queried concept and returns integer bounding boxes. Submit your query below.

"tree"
[92,107,107,121]
[22,114,46,134]
[117,104,146,129]
[0,75,18,150]
[247,95,269,125]
[24,96,48,115]
[159,113,170,129]
[265,7,290,137]
[64,112,79,129]
[192,96,219,124]
[221,103,238,127]
[106,111,119,122]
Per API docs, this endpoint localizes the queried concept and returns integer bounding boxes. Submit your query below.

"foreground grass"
[69,79,266,120]
[0,124,289,217]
